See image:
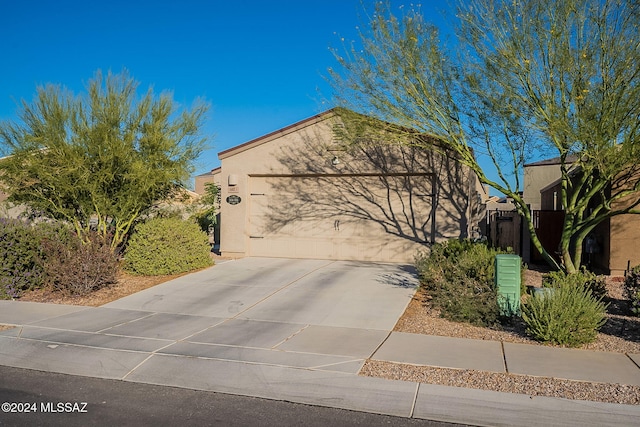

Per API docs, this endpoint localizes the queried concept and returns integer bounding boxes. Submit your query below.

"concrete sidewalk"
[0,258,639,426]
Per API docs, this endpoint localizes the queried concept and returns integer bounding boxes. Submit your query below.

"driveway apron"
[0,258,417,379]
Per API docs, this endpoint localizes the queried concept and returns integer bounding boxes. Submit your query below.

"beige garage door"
[248,174,435,263]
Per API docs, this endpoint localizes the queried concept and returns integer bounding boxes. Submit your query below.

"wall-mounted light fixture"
[228,174,238,186]
[331,156,340,166]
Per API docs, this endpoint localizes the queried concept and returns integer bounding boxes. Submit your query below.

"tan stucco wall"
[540,182,562,211]
[217,112,483,261]
[609,196,640,275]
[218,114,338,256]
[194,168,221,195]
[524,164,563,210]
[539,179,640,275]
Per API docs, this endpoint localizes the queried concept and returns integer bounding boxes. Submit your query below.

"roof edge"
[195,166,221,177]
[218,109,338,160]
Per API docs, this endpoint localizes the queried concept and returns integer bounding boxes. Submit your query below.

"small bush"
[0,219,46,299]
[415,239,507,327]
[625,265,640,316]
[543,268,607,300]
[41,231,119,296]
[522,281,608,347]
[124,217,213,275]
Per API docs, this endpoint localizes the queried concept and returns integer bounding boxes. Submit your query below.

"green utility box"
[494,254,521,316]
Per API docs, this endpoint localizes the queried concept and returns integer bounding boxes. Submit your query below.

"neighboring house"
[194,167,222,248]
[195,109,487,263]
[524,156,640,275]
[485,195,516,212]
[195,166,221,194]
[539,176,640,276]
[523,155,578,211]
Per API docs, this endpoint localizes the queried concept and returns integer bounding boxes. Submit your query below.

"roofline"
[524,154,579,167]
[218,109,337,160]
[195,166,221,177]
[216,108,463,163]
[539,164,583,193]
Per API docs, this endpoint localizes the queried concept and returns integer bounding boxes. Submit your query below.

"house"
[195,109,487,263]
[485,195,516,212]
[539,176,640,276]
[523,155,578,211]
[524,156,640,275]
[194,166,221,195]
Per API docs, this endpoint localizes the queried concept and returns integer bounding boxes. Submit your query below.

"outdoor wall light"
[228,174,238,186]
[331,156,340,166]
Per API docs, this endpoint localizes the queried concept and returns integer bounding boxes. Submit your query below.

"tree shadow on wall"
[251,119,484,254]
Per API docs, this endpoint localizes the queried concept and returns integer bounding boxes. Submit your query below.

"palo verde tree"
[0,70,209,251]
[329,0,640,273]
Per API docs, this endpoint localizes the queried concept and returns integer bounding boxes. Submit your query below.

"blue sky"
[1,0,456,187]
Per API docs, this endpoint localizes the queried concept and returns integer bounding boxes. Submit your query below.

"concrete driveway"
[105,257,417,329]
[0,258,417,382]
[100,257,417,361]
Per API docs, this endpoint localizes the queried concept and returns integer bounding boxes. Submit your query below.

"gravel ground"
[361,360,640,405]
[360,271,640,405]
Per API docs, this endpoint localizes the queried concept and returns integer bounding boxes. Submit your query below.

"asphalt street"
[0,366,465,427]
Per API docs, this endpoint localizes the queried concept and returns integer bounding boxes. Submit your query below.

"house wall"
[216,112,483,262]
[539,180,640,275]
[194,168,221,195]
[524,164,563,210]
[610,195,640,275]
[540,182,562,210]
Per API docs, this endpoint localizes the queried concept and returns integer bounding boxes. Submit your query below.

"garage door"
[248,174,435,263]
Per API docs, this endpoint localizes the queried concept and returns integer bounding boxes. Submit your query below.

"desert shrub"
[522,280,608,347]
[124,217,213,275]
[625,265,640,316]
[41,231,119,296]
[0,219,80,299]
[415,239,508,326]
[0,219,46,298]
[543,268,607,300]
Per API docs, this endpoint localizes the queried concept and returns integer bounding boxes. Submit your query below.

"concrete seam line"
[121,353,157,380]
[170,317,228,344]
[122,338,182,380]
[501,341,509,373]
[410,382,419,418]
[366,330,392,360]
[227,260,336,320]
[626,352,640,370]
[95,312,157,333]
[176,261,334,344]
[270,324,310,349]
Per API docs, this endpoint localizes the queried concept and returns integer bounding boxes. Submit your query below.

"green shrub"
[41,231,118,296]
[124,217,213,275]
[543,268,607,300]
[522,281,607,347]
[625,265,640,316]
[415,239,508,326]
[0,219,46,299]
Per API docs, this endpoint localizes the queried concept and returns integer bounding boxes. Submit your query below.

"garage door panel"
[248,175,433,262]
[294,239,334,259]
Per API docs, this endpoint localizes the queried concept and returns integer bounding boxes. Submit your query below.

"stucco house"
[195,110,487,263]
[523,156,640,275]
[523,155,578,211]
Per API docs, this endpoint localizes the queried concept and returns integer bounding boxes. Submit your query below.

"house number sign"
[226,195,242,205]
